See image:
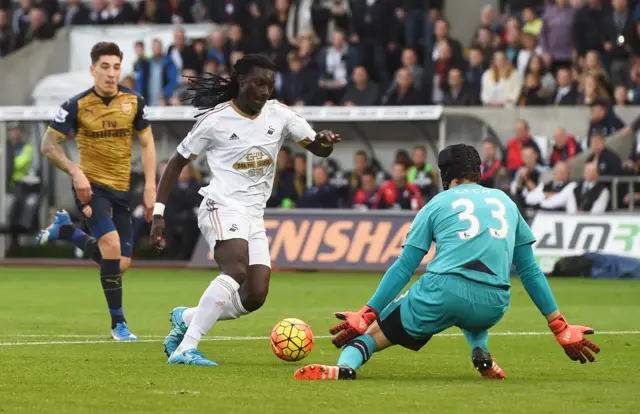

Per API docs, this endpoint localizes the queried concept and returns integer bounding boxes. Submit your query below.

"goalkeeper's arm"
[366,244,429,313]
[513,243,559,318]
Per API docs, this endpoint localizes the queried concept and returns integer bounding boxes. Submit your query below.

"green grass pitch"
[0,268,639,414]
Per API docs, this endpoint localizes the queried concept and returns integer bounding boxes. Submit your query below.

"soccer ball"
[270,318,314,362]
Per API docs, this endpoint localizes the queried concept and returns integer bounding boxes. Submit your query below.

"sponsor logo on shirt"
[232,146,274,182]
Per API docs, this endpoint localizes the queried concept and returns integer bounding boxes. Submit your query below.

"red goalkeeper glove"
[548,314,600,364]
[329,305,378,348]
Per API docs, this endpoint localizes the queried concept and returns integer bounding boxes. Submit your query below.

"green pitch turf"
[0,268,638,414]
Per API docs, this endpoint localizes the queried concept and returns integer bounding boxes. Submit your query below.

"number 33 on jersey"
[403,183,536,288]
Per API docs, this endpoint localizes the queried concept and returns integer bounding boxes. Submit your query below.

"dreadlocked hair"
[183,54,277,117]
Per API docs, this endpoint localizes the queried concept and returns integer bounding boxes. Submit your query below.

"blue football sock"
[337,334,377,370]
[462,329,489,355]
[59,226,102,264]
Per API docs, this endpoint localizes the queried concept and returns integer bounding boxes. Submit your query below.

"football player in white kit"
[150,55,341,366]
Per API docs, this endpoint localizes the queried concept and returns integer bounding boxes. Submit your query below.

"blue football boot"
[111,322,138,341]
[168,349,217,366]
[163,307,188,357]
[36,210,72,245]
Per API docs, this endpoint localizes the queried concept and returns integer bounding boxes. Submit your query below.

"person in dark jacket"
[341,66,380,106]
[107,0,138,24]
[603,0,636,85]
[572,0,610,57]
[567,162,610,214]
[518,73,550,106]
[0,9,14,56]
[382,68,423,105]
[586,100,625,144]
[373,162,423,211]
[167,27,198,72]
[442,67,480,106]
[480,140,503,188]
[268,146,297,208]
[15,7,54,50]
[296,164,339,208]
[53,0,91,27]
[587,133,623,176]
[279,51,319,106]
[164,165,202,260]
[551,67,579,105]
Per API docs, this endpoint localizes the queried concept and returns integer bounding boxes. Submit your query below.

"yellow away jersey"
[47,86,151,192]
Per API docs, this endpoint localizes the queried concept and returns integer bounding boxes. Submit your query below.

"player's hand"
[71,167,93,203]
[143,187,156,222]
[329,305,377,348]
[548,314,600,363]
[316,130,342,147]
[150,215,166,253]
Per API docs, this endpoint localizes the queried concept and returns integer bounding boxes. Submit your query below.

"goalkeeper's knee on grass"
[337,334,377,370]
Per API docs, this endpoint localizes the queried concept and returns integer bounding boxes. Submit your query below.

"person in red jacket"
[548,127,582,167]
[373,162,423,211]
[352,169,378,210]
[505,119,543,173]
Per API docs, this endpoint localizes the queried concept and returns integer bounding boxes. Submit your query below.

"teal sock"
[337,334,377,370]
[462,329,489,355]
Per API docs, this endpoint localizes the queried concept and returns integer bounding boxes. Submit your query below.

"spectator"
[202,58,220,76]
[480,140,504,188]
[478,4,503,37]
[465,48,486,93]
[605,0,635,85]
[268,146,297,208]
[505,119,543,172]
[120,75,135,90]
[503,25,521,64]
[516,32,542,75]
[587,133,623,175]
[381,68,422,105]
[227,23,246,54]
[168,27,198,72]
[296,164,339,208]
[399,48,425,90]
[7,122,33,192]
[395,0,441,52]
[209,30,227,69]
[349,0,397,85]
[581,50,613,97]
[163,165,202,260]
[525,55,557,96]
[133,40,146,73]
[267,0,291,36]
[341,66,380,106]
[136,39,178,106]
[373,162,423,211]
[0,9,14,56]
[443,67,480,106]
[139,0,193,24]
[587,100,626,140]
[432,19,464,67]
[549,127,582,167]
[192,39,209,74]
[12,0,31,37]
[293,153,307,199]
[16,7,54,49]
[346,150,369,194]
[283,0,315,48]
[518,73,549,106]
[431,42,454,104]
[481,50,523,107]
[264,24,291,73]
[54,0,90,27]
[524,161,576,211]
[540,0,576,73]
[503,0,545,16]
[88,0,111,25]
[230,50,246,67]
[577,73,611,104]
[573,0,610,58]
[394,149,412,168]
[567,162,610,213]
[614,84,631,105]
[169,68,197,106]
[352,169,379,210]
[522,7,543,36]
[107,0,138,24]
[510,147,548,205]
[311,0,351,46]
[408,145,438,202]
[279,51,318,106]
[318,29,356,105]
[204,0,245,25]
[472,25,496,65]
[297,32,319,71]
[552,67,579,104]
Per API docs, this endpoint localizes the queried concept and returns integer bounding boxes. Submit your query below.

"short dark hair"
[91,42,123,64]
[355,150,368,158]
[135,41,144,48]
[362,168,376,177]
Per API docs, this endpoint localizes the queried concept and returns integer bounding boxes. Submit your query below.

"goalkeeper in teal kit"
[295,144,600,381]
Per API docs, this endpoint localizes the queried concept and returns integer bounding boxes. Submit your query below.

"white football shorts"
[197,198,271,268]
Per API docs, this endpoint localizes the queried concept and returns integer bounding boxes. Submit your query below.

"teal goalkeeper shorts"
[377,273,511,351]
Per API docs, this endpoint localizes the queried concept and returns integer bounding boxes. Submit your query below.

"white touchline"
[0,331,638,346]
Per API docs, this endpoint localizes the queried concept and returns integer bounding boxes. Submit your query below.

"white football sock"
[182,289,248,325]
[176,274,239,353]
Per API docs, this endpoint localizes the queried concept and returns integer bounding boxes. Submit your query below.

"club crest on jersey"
[121,101,132,115]
[267,126,275,136]
[233,146,274,182]
[82,205,93,218]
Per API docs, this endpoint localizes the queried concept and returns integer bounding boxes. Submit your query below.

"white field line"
[0,331,638,347]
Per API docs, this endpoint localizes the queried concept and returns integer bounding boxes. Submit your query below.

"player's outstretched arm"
[138,128,157,222]
[41,129,93,203]
[304,130,341,158]
[330,244,426,348]
[513,244,600,363]
[150,151,191,251]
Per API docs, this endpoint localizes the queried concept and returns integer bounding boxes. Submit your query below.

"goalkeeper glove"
[548,314,600,364]
[329,305,377,348]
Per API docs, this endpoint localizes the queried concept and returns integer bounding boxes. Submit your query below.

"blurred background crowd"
[2,0,640,260]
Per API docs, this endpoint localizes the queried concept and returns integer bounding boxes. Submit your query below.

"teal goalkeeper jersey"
[404,183,536,288]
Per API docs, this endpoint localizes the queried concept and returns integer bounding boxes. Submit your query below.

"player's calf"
[471,347,506,379]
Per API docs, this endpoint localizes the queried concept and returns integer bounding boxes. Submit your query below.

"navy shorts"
[73,183,133,257]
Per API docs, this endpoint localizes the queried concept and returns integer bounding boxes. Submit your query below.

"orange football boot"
[294,364,356,380]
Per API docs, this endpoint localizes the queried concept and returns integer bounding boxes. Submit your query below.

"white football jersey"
[177,100,317,217]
